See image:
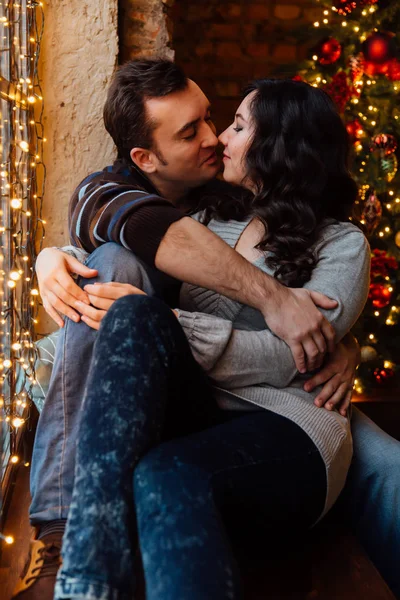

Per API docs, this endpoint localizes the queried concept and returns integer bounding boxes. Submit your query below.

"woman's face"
[219,92,256,189]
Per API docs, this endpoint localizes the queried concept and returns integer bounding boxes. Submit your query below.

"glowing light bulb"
[11,342,22,350]
[19,140,29,152]
[10,455,19,464]
[5,536,14,545]
[10,271,21,281]
[30,288,39,296]
[11,198,22,209]
[12,417,24,428]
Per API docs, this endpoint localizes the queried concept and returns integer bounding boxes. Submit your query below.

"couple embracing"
[14,59,400,600]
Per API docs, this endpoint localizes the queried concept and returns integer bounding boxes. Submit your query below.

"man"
[13,60,400,599]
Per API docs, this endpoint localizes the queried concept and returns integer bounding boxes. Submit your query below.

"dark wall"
[172,0,320,132]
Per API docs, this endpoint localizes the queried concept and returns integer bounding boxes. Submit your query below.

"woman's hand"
[36,248,98,328]
[77,282,147,330]
[303,333,360,417]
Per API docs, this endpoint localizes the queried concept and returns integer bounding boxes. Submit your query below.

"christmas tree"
[292,0,400,394]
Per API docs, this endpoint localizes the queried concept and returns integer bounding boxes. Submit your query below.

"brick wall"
[119,0,175,61]
[118,0,323,132]
[171,0,322,132]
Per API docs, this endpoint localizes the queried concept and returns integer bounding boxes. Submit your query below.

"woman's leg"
[134,410,327,600]
[340,406,400,598]
[55,294,219,600]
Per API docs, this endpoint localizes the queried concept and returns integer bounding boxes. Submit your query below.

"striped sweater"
[68,160,184,266]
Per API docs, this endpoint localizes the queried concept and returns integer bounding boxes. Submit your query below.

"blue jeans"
[30,243,400,597]
[29,243,178,524]
[341,406,400,598]
[55,294,327,600]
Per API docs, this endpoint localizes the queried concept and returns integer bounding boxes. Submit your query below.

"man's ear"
[130,147,157,174]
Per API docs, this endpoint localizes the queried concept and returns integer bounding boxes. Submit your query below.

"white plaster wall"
[40,0,118,249]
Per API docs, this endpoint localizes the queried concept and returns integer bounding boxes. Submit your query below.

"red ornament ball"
[361,190,382,234]
[374,367,395,385]
[335,0,357,16]
[323,71,353,113]
[346,119,364,140]
[317,38,342,65]
[369,283,392,309]
[370,133,397,156]
[362,32,395,65]
[364,60,391,77]
[388,59,400,81]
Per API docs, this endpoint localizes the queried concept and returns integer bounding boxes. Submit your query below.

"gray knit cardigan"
[176,215,370,517]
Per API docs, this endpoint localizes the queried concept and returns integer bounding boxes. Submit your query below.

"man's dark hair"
[103,59,188,163]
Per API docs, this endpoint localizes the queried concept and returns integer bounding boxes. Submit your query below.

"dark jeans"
[55,294,326,600]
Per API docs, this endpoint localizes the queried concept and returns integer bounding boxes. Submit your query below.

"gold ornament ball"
[396,231,400,248]
[361,345,378,362]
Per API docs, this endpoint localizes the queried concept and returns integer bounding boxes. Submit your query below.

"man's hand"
[36,248,98,327]
[76,282,146,330]
[264,287,338,374]
[304,333,360,417]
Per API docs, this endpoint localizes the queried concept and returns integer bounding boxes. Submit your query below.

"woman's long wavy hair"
[201,79,358,288]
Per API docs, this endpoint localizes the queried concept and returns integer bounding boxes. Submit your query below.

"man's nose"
[218,128,228,147]
[202,123,218,148]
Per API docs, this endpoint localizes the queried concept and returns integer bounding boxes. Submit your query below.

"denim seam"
[55,575,131,600]
[58,318,69,519]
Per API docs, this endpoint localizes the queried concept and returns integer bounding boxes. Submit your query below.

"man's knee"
[134,442,208,499]
[82,243,154,292]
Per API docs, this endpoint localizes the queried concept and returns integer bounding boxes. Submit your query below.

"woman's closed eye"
[233,125,243,132]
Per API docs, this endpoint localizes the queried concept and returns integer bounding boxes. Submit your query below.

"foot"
[12,532,62,599]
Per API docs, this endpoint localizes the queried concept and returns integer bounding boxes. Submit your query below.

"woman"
[55,79,370,600]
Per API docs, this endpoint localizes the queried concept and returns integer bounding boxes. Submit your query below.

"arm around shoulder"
[304,224,371,341]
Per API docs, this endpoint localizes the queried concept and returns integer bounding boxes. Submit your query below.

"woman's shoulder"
[316,218,370,253]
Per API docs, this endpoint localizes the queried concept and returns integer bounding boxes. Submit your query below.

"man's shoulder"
[73,160,158,201]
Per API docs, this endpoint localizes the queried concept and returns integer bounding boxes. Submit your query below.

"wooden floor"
[0,460,396,600]
[0,464,32,600]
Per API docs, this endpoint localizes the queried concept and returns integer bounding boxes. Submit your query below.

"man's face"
[146,80,220,192]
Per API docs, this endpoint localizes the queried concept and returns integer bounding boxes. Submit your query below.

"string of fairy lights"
[1,0,45,545]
